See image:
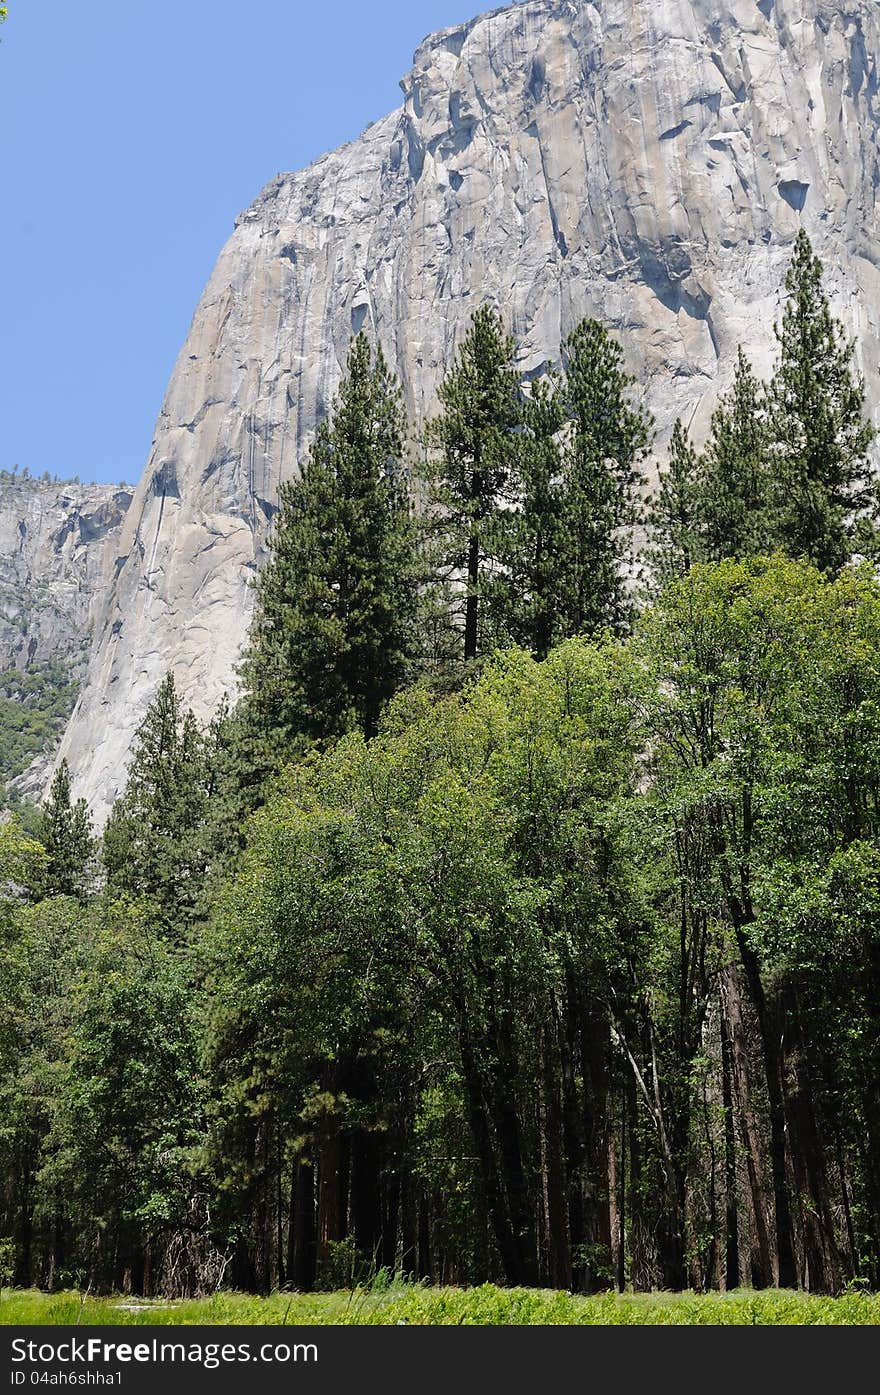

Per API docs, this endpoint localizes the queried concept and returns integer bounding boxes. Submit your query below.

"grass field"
[3,1284,880,1325]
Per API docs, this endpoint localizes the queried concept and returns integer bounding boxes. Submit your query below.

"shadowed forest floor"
[3,1285,880,1325]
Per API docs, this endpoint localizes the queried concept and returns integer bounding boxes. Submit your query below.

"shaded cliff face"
[57,0,880,818]
[0,476,131,795]
[0,477,131,677]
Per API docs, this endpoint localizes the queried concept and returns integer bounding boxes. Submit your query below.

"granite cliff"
[43,0,880,817]
[0,476,130,796]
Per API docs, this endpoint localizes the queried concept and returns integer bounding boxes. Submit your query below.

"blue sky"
[1,0,482,485]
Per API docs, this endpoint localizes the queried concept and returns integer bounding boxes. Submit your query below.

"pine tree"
[487,375,566,660]
[702,348,772,562]
[103,673,207,932]
[196,694,256,879]
[646,418,706,586]
[38,760,94,900]
[768,230,878,574]
[240,333,418,755]
[425,306,522,663]
[555,319,653,636]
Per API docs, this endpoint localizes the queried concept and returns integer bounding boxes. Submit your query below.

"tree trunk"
[380,1173,400,1275]
[417,1192,434,1283]
[317,1132,342,1278]
[290,1163,316,1292]
[785,987,839,1293]
[720,984,740,1290]
[858,1082,880,1286]
[562,982,588,1291]
[487,1010,539,1285]
[351,1129,382,1274]
[720,961,774,1288]
[400,1176,418,1279]
[13,1155,33,1289]
[465,532,479,661]
[276,1157,286,1289]
[616,1087,627,1292]
[458,1028,524,1284]
[736,937,797,1287]
[540,1016,572,1288]
[580,999,613,1290]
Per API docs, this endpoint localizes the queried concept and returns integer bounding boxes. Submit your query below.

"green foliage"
[41,898,206,1287]
[485,375,565,657]
[646,419,706,585]
[633,555,880,1287]
[702,348,772,561]
[647,235,877,589]
[424,306,522,663]
[0,887,211,1295]
[240,334,419,770]
[0,468,127,488]
[491,321,652,652]
[768,230,878,572]
[38,760,94,900]
[553,319,652,635]
[5,1285,880,1326]
[0,817,46,895]
[6,239,880,1304]
[0,896,88,1286]
[2,791,41,839]
[103,674,209,934]
[0,664,78,792]
[9,555,880,1299]
[206,640,640,1287]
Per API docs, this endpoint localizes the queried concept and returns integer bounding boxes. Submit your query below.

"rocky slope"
[52,0,880,818]
[0,475,131,795]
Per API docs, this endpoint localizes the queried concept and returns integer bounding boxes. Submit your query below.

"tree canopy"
[4,237,880,1299]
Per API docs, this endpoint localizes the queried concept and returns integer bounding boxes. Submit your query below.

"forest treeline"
[3,232,880,1298]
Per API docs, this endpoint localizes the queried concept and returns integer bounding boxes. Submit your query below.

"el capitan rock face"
[51,0,880,817]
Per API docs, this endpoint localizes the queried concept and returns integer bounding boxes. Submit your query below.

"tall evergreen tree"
[241,333,418,755]
[702,348,772,562]
[487,375,566,660]
[768,230,877,573]
[103,673,207,932]
[646,418,706,586]
[555,319,653,636]
[425,306,522,663]
[38,760,93,900]
[198,695,246,860]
